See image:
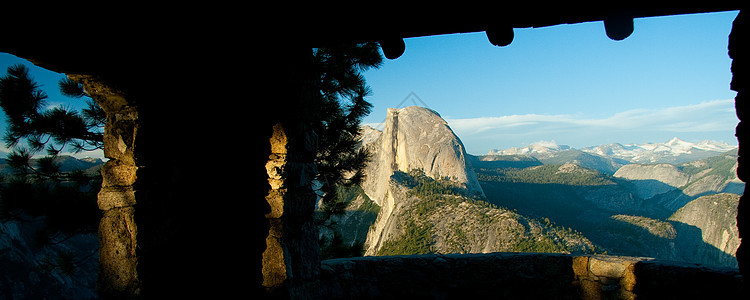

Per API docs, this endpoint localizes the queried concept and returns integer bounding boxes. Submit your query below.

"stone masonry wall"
[264,122,321,298]
[317,253,742,299]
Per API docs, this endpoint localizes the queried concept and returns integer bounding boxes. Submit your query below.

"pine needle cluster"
[310,43,383,218]
[0,64,102,237]
[0,64,104,182]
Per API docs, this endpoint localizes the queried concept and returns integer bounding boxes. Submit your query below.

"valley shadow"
[316,183,380,259]
[722,181,746,194]
[479,181,651,226]
[686,182,746,200]
[317,209,379,259]
[603,217,737,268]
[646,184,744,219]
[624,179,682,201]
[668,221,738,268]
[479,180,738,268]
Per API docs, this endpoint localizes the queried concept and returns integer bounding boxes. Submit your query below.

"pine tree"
[311,42,383,218]
[0,64,102,234]
[0,64,104,182]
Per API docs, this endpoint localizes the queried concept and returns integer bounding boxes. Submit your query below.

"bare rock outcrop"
[613,154,744,207]
[613,164,689,199]
[668,193,740,268]
[360,106,486,255]
[361,106,484,203]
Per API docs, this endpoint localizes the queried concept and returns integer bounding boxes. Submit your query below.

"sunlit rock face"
[361,106,484,205]
[669,193,741,268]
[358,106,489,256]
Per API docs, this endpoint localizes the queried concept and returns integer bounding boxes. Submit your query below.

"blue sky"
[362,11,740,155]
[0,52,102,158]
[0,11,740,158]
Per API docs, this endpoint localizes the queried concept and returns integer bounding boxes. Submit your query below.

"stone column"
[730,10,748,283]
[68,75,141,299]
[263,122,321,298]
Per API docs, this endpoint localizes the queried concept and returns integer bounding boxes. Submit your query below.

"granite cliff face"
[360,106,487,255]
[669,193,741,268]
[613,164,690,199]
[361,106,484,203]
[475,149,742,268]
[354,107,604,257]
[361,171,598,256]
[330,107,743,268]
[613,153,743,212]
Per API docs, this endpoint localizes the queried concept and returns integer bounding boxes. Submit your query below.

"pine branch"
[58,78,87,98]
[310,43,382,219]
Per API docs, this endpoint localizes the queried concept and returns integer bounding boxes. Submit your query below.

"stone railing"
[316,253,742,299]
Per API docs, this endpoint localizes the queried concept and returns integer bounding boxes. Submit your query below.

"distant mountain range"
[487,137,737,167]
[327,107,743,268]
[0,155,104,176]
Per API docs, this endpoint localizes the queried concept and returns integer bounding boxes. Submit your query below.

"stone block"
[267,178,284,190]
[621,263,637,292]
[98,186,137,210]
[263,219,290,288]
[269,123,288,154]
[266,153,287,189]
[588,255,633,278]
[113,106,138,122]
[101,160,138,187]
[265,189,286,219]
[102,117,137,162]
[265,186,317,220]
[70,75,130,114]
[578,279,602,300]
[98,207,139,296]
[572,256,590,277]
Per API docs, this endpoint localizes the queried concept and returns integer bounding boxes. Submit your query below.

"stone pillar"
[68,75,141,299]
[263,122,321,298]
[264,123,292,290]
[730,11,749,284]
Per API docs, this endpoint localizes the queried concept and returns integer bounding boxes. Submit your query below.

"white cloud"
[531,140,560,148]
[45,102,65,110]
[444,99,738,153]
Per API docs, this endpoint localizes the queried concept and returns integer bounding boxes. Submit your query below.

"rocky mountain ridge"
[0,155,104,175]
[359,106,487,255]
[614,152,743,212]
[360,106,484,206]
[320,106,743,269]
[365,171,599,256]
[669,193,740,268]
[488,138,737,166]
[350,107,598,257]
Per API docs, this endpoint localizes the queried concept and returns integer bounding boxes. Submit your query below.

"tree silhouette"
[0,64,102,236]
[0,64,104,182]
[311,42,383,218]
